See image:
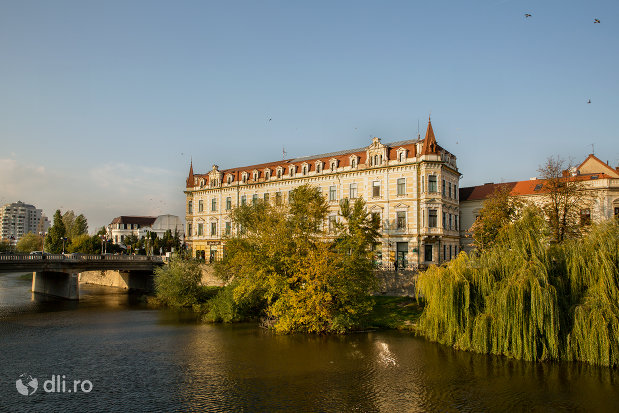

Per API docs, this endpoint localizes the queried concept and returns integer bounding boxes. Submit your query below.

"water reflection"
[0,271,617,412]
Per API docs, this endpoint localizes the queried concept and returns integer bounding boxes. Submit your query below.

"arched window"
[227,175,233,184]
[265,170,270,180]
[277,168,282,178]
[374,155,378,165]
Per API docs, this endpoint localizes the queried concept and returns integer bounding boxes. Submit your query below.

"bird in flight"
[524,13,532,18]
[594,19,600,24]
[587,99,591,104]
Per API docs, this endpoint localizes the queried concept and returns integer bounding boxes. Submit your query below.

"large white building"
[185,119,461,268]
[107,214,185,245]
[0,201,50,245]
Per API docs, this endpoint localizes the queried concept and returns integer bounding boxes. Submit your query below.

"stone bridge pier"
[32,271,80,300]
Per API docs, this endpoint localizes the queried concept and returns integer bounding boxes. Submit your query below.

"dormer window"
[242,172,248,184]
[397,148,407,163]
[349,155,359,169]
[330,159,338,171]
[227,175,233,185]
[302,163,308,175]
[264,169,271,180]
[315,161,323,173]
[253,170,259,181]
[276,167,283,179]
[290,165,296,177]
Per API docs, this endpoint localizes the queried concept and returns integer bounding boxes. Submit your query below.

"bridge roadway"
[0,254,164,300]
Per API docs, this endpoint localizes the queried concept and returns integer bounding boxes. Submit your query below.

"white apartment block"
[0,201,50,244]
[185,119,460,268]
[107,214,185,245]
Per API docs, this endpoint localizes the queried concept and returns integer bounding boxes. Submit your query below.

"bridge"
[0,254,164,300]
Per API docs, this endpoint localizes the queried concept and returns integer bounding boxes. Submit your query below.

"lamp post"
[100,235,104,254]
[40,232,46,252]
[62,237,68,254]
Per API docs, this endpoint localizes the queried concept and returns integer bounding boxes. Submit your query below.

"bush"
[154,259,204,307]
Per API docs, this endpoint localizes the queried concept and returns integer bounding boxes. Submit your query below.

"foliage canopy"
[214,184,379,333]
[416,208,619,367]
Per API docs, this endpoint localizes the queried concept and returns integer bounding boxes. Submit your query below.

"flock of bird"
[525,13,602,104]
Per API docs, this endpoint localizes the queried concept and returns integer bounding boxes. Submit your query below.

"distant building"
[185,118,461,267]
[107,215,185,245]
[0,201,50,245]
[459,154,619,253]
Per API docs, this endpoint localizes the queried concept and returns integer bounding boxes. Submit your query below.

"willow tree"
[416,208,619,367]
[213,184,380,333]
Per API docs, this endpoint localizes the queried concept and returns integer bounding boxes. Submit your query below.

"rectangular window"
[198,200,203,212]
[443,212,447,229]
[349,183,357,199]
[197,223,203,236]
[211,222,217,236]
[449,214,453,230]
[226,197,232,210]
[328,215,337,233]
[580,209,591,226]
[450,245,453,260]
[396,211,406,229]
[429,209,438,228]
[264,193,270,203]
[241,195,246,205]
[443,244,446,261]
[455,185,458,200]
[276,192,282,205]
[449,182,452,198]
[187,223,192,236]
[252,194,258,204]
[424,244,433,262]
[188,201,193,214]
[442,179,446,196]
[455,215,458,231]
[397,178,406,195]
[373,181,381,197]
[211,198,217,212]
[428,176,437,193]
[225,222,231,235]
[329,186,337,201]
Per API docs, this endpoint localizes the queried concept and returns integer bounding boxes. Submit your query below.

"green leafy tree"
[537,156,590,243]
[45,210,66,253]
[68,234,100,254]
[214,184,380,333]
[154,259,205,307]
[72,214,88,238]
[16,233,43,253]
[62,211,76,238]
[0,240,11,253]
[470,184,523,251]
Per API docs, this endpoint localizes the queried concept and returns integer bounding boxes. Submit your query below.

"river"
[0,272,617,412]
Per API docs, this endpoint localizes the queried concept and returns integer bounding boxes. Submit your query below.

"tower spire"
[421,115,438,155]
[186,158,195,188]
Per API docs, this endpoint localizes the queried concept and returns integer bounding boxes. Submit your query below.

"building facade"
[185,119,461,268]
[0,201,50,245]
[459,154,619,253]
[107,215,185,245]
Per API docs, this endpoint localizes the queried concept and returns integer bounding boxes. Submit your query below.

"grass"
[365,296,424,331]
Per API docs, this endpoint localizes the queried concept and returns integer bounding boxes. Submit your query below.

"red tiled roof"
[460,173,615,202]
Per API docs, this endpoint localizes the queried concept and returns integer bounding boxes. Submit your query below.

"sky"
[1,0,618,232]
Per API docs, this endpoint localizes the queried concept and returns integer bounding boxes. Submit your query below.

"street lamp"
[100,235,105,254]
[62,237,68,254]
[39,232,46,252]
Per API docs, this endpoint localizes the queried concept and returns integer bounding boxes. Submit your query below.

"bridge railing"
[0,254,164,263]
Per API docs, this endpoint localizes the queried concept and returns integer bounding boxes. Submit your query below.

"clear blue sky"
[1,0,617,231]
